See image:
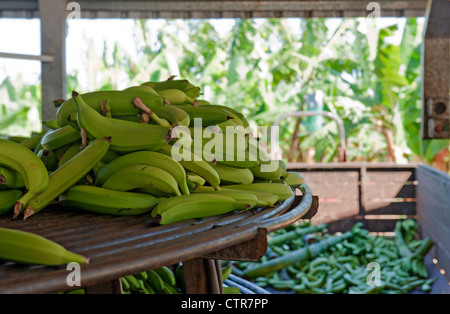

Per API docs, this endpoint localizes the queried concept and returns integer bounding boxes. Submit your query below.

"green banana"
[250,160,287,181]
[121,277,131,290]
[183,85,201,100]
[223,182,294,201]
[193,186,279,207]
[124,275,140,290]
[73,91,171,153]
[59,185,160,216]
[175,264,186,294]
[156,89,196,105]
[146,270,165,292]
[186,172,206,187]
[176,105,231,127]
[58,142,82,168]
[40,125,81,151]
[199,104,250,128]
[0,139,49,218]
[95,150,190,195]
[0,189,23,215]
[0,227,88,266]
[123,85,159,95]
[19,131,47,151]
[42,120,60,130]
[151,193,251,225]
[56,90,165,127]
[202,190,259,208]
[36,149,59,172]
[0,166,25,189]
[5,135,29,143]
[23,137,111,220]
[221,265,232,282]
[153,266,177,287]
[210,162,254,185]
[195,99,210,106]
[141,79,191,92]
[158,144,221,190]
[284,172,304,187]
[101,164,182,197]
[153,104,190,127]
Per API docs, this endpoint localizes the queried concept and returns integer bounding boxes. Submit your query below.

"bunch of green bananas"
[0,77,305,227]
[121,266,180,294]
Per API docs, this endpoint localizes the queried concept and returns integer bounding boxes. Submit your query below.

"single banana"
[210,162,254,185]
[0,166,25,189]
[73,91,171,153]
[250,160,287,181]
[58,142,83,168]
[176,105,231,127]
[101,149,122,163]
[199,104,250,129]
[123,85,159,95]
[42,120,60,130]
[0,227,88,266]
[156,89,196,105]
[0,189,23,215]
[19,131,47,151]
[124,275,140,290]
[141,79,191,92]
[59,185,160,216]
[193,186,279,207]
[186,172,206,187]
[195,99,211,106]
[36,149,59,172]
[284,172,304,187]
[101,164,182,197]
[121,277,131,291]
[6,135,29,143]
[153,266,177,287]
[0,139,49,218]
[183,85,201,100]
[146,269,166,292]
[23,137,111,220]
[56,90,165,127]
[95,150,190,195]
[222,182,294,201]
[40,125,81,151]
[158,144,221,190]
[151,193,251,225]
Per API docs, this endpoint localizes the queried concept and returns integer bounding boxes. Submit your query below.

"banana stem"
[101,99,112,118]
[133,98,172,127]
[140,113,150,124]
[80,128,88,150]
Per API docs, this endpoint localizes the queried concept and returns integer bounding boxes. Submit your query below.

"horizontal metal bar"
[0,52,54,62]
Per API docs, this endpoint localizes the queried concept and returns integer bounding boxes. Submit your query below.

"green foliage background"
[1,17,448,166]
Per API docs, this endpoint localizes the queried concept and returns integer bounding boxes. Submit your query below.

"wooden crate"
[288,162,417,233]
[287,162,450,287]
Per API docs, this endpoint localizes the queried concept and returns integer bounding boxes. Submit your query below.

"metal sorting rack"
[0,184,317,294]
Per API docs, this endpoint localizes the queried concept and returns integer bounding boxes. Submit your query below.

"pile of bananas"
[0,77,304,226]
[121,264,239,294]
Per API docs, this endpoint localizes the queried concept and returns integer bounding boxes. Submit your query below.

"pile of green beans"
[233,220,435,294]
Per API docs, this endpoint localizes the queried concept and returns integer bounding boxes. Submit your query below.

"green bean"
[343,273,362,286]
[305,273,326,289]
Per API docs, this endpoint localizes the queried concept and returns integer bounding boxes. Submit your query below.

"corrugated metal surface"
[0,185,313,294]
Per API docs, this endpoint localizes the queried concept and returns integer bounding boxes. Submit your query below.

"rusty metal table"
[0,183,316,294]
